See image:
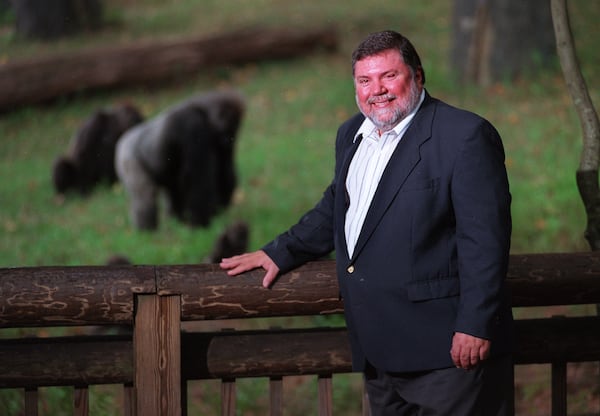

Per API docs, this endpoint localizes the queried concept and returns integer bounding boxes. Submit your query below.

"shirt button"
[347,265,355,274]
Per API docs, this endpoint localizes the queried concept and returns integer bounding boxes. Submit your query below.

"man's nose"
[371,80,387,95]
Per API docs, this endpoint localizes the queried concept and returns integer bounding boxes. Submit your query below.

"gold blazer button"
[347,265,355,274]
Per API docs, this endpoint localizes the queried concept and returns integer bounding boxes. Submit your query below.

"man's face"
[354,49,423,132]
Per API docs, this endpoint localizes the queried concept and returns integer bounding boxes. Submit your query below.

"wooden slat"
[318,375,333,416]
[269,377,283,416]
[74,386,89,416]
[362,382,370,416]
[551,361,567,416]
[134,295,181,416]
[24,388,38,416]
[124,384,134,416]
[221,379,236,416]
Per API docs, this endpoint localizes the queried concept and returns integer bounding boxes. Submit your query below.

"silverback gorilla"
[52,103,144,195]
[115,90,246,230]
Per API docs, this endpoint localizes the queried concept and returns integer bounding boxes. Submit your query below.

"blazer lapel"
[336,127,364,259]
[350,95,436,261]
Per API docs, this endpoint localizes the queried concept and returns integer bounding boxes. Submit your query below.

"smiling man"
[220,30,514,415]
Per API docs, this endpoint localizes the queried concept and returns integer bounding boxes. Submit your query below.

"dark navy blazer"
[263,92,514,373]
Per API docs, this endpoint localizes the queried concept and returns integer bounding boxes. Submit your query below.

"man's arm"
[451,120,511,369]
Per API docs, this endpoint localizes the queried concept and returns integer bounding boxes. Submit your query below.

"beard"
[358,79,422,132]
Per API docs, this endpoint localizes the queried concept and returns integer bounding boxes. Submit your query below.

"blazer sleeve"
[261,183,336,273]
[451,119,512,339]
[262,114,363,273]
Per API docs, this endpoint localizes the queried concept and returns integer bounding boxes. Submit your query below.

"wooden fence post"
[134,294,181,416]
[270,377,283,416]
[551,361,567,416]
[362,382,371,416]
[318,375,333,416]
[24,388,38,416]
[124,384,134,416]
[221,378,236,416]
[73,386,89,416]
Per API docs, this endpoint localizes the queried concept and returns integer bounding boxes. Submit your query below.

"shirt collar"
[353,89,426,143]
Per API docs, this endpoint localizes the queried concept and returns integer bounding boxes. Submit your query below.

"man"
[221,30,514,415]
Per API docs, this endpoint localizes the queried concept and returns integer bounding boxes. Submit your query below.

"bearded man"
[221,30,514,415]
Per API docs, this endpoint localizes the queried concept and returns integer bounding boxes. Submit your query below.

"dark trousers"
[364,355,515,416]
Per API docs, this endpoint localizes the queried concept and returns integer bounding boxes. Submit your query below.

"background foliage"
[0,0,599,414]
[1,0,598,268]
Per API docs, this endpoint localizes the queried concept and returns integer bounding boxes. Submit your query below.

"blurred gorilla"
[52,103,144,195]
[105,254,132,265]
[115,90,246,230]
[205,220,249,263]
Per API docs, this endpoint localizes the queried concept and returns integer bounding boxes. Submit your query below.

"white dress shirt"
[344,92,424,257]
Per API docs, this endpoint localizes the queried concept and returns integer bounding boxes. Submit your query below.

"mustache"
[367,94,396,104]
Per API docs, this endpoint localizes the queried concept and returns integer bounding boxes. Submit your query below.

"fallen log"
[0,26,338,113]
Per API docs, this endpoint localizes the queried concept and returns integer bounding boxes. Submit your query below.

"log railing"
[1,252,600,415]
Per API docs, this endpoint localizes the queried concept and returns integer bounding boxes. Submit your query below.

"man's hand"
[450,332,491,370]
[219,250,280,288]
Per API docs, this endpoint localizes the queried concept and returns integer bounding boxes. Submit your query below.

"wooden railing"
[1,252,600,415]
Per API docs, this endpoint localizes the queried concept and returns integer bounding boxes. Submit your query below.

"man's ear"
[416,67,425,87]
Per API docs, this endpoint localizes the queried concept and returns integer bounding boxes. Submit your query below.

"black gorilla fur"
[115,90,246,230]
[52,103,144,195]
[205,221,249,263]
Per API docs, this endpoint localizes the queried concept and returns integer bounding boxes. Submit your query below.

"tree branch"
[551,0,600,249]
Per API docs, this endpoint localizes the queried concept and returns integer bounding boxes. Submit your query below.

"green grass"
[1,1,597,267]
[0,0,599,414]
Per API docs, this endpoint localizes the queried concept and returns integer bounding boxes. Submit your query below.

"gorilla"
[105,254,132,265]
[52,103,144,195]
[204,220,249,263]
[115,90,246,230]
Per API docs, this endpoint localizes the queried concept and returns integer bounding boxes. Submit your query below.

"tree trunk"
[451,0,555,85]
[13,0,103,40]
[0,0,10,16]
[0,27,337,113]
[551,0,600,251]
